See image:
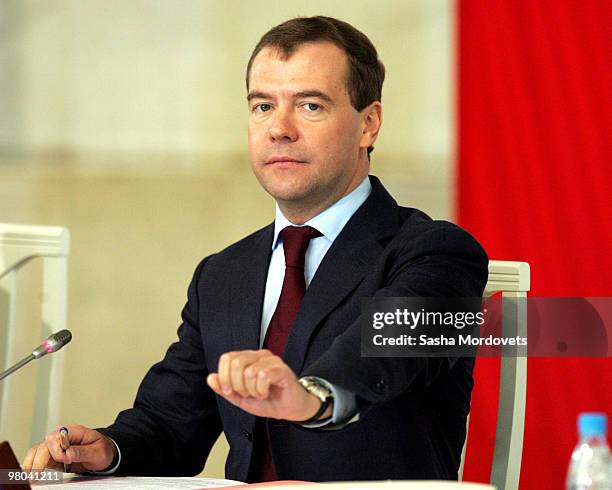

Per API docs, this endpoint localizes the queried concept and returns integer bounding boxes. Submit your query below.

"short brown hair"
[246,17,385,154]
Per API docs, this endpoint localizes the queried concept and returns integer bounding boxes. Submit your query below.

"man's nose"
[268,109,298,142]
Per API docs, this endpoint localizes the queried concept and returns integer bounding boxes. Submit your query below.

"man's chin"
[266,187,312,204]
[258,179,312,202]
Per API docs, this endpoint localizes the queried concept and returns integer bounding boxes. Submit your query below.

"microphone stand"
[0,354,37,381]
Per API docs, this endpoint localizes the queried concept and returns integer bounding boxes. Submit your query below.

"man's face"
[247,42,371,214]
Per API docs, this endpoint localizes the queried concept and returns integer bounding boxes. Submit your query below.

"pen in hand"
[59,426,71,473]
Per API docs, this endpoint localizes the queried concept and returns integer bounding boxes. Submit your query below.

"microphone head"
[46,329,72,352]
[32,329,72,358]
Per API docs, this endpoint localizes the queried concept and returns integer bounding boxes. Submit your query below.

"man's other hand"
[22,424,117,473]
[207,349,327,422]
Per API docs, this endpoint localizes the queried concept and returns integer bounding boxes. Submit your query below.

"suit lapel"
[283,176,401,374]
[228,224,274,352]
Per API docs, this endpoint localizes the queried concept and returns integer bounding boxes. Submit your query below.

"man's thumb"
[66,444,96,464]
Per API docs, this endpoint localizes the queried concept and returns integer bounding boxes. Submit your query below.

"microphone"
[0,329,72,381]
[31,329,72,358]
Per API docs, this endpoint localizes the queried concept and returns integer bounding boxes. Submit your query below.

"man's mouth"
[265,155,307,166]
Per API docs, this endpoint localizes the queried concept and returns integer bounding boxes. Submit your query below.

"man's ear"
[359,101,383,150]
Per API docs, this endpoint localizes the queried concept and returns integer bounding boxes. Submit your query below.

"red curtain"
[457,1,612,487]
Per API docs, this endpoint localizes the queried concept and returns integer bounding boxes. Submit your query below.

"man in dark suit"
[23,16,487,481]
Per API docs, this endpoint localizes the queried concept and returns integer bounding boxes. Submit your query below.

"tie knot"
[281,226,322,268]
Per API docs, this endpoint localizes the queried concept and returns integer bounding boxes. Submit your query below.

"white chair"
[459,260,530,490]
[0,223,70,445]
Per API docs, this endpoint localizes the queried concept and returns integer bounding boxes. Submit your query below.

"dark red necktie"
[264,226,322,356]
[250,225,321,482]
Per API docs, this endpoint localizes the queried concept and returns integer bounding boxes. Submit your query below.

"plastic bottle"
[567,412,612,489]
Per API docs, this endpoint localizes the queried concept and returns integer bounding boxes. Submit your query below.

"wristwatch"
[298,376,334,423]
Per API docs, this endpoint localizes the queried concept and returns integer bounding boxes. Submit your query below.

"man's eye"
[305,103,320,112]
[255,103,271,113]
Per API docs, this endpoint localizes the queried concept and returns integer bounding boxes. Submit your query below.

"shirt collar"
[272,176,372,250]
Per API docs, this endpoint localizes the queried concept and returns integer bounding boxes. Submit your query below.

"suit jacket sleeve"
[97,256,223,476]
[302,221,488,419]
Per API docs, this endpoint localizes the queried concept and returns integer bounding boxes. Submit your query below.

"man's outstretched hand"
[207,349,329,422]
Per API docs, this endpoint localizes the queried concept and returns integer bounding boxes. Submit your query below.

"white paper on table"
[31,476,244,489]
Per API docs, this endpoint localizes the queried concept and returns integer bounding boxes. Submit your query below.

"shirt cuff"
[89,437,121,475]
[299,376,358,429]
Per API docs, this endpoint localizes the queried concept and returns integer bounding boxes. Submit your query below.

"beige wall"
[0,0,453,478]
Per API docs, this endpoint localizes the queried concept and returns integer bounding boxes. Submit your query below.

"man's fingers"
[243,363,265,399]
[247,356,283,399]
[217,350,273,397]
[62,424,95,445]
[23,430,68,472]
[229,355,250,396]
[257,368,274,399]
[230,351,270,397]
[31,444,53,471]
[211,376,253,406]
[217,353,233,394]
[258,359,291,388]
[66,439,113,470]
[259,355,285,393]
[22,447,36,471]
[206,373,222,394]
[45,432,68,463]
[209,373,267,412]
[66,443,98,465]
[208,373,250,405]
[213,350,292,399]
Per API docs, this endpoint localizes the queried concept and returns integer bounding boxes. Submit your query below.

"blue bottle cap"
[578,412,607,438]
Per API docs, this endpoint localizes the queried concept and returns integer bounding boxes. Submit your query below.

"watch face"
[300,377,332,401]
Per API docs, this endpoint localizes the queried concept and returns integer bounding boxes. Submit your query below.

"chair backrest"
[0,223,70,446]
[459,260,530,490]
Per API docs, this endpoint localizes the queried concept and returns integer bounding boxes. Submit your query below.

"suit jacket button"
[242,430,253,441]
[373,379,387,394]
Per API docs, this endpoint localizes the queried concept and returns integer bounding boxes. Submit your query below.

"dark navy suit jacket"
[99,176,488,481]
